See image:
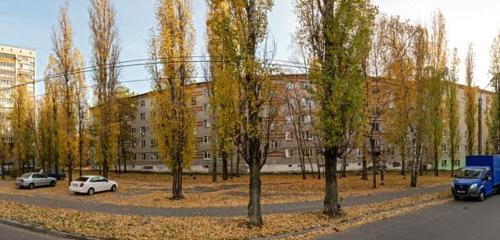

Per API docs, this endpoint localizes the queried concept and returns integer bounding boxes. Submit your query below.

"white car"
[69,175,118,195]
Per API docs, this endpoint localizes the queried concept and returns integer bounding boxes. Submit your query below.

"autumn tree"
[489,33,500,153]
[206,0,240,181]
[115,86,136,174]
[74,50,88,177]
[445,48,460,177]
[10,82,35,173]
[52,3,79,183]
[427,11,447,177]
[296,0,376,217]
[148,0,196,200]
[89,0,121,178]
[0,108,8,179]
[410,25,430,187]
[465,43,477,155]
[384,17,416,177]
[206,0,277,226]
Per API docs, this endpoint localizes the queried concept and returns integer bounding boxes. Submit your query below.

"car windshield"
[20,173,31,178]
[75,177,89,182]
[456,168,484,179]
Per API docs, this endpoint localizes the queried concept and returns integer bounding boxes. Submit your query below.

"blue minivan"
[451,155,500,201]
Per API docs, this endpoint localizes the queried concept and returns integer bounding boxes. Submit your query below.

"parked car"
[69,176,118,195]
[452,155,500,201]
[15,173,57,189]
[46,170,66,180]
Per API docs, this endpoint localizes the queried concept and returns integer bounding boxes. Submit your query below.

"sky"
[0,0,498,97]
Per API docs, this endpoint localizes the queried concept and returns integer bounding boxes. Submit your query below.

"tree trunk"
[248,161,262,226]
[316,155,321,180]
[380,161,385,185]
[341,157,347,178]
[410,144,420,187]
[434,145,439,177]
[1,158,4,180]
[172,160,183,200]
[401,150,406,176]
[230,154,234,179]
[451,151,455,177]
[361,151,368,180]
[222,150,228,181]
[212,154,217,183]
[236,152,240,178]
[124,155,127,173]
[323,147,341,217]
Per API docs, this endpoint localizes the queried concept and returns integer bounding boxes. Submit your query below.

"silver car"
[15,173,57,189]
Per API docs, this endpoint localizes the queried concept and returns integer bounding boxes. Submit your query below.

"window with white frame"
[140,99,146,107]
[204,151,211,160]
[285,132,293,140]
[270,140,279,149]
[285,148,294,158]
[203,119,210,128]
[300,114,311,123]
[286,115,293,124]
[203,135,210,143]
[141,140,146,148]
[302,148,313,157]
[150,139,156,147]
[141,153,146,160]
[203,103,210,111]
[140,126,146,136]
[140,113,146,120]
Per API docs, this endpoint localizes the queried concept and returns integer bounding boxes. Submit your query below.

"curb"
[0,218,96,240]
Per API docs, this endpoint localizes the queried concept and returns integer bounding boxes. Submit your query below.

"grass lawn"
[0,171,451,208]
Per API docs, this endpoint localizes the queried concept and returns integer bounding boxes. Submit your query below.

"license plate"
[72,183,78,187]
[457,190,466,194]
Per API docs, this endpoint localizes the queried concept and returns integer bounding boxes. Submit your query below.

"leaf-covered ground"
[0,191,451,239]
[0,172,450,208]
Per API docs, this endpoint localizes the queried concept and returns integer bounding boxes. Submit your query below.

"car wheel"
[50,181,56,186]
[479,191,486,201]
[111,185,117,192]
[88,188,95,196]
[28,183,34,189]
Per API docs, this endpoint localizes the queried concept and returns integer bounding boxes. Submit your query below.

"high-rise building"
[0,44,36,113]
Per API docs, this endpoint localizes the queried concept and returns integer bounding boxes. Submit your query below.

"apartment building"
[92,74,495,173]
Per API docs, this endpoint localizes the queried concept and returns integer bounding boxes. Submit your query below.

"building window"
[300,114,311,123]
[285,148,294,158]
[151,153,158,161]
[141,140,146,148]
[140,113,146,120]
[140,126,146,136]
[141,153,146,160]
[203,135,210,143]
[455,160,460,166]
[302,148,313,157]
[270,141,279,149]
[203,103,210,111]
[373,122,380,131]
[204,151,211,160]
[150,139,156,147]
[140,99,146,107]
[442,144,447,152]
[203,119,210,128]
[131,154,137,160]
[301,131,313,140]
[130,127,136,134]
[131,140,137,148]
[285,132,293,140]
[286,82,294,90]
[191,97,197,106]
[441,160,447,167]
[286,115,293,124]
[270,123,275,130]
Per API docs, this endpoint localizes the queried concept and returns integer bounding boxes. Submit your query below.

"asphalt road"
[317,193,500,240]
[0,223,65,240]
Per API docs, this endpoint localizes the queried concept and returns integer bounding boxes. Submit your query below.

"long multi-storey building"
[0,44,36,113]
[91,74,495,173]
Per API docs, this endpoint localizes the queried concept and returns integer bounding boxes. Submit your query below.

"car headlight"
[470,184,478,189]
